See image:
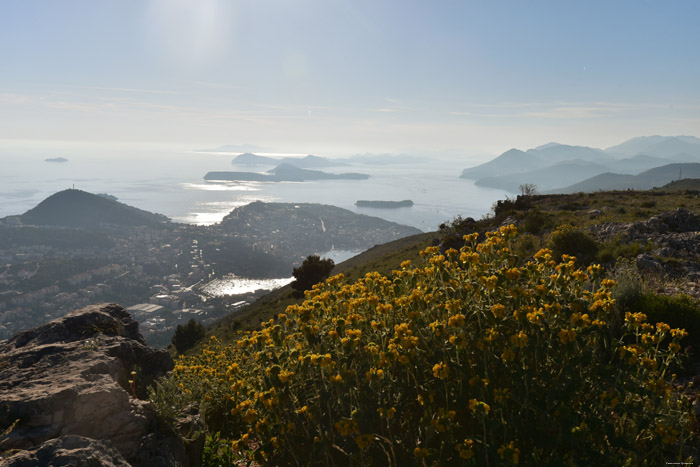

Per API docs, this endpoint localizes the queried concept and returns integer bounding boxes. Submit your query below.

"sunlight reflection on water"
[181,181,261,191]
[202,274,293,296]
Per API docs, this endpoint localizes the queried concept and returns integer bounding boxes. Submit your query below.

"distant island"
[232,153,349,168]
[356,200,414,209]
[45,157,68,163]
[204,163,369,182]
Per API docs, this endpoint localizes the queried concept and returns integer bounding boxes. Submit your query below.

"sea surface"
[1,142,507,231]
[1,142,507,295]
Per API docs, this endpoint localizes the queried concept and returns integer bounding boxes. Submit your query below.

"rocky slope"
[0,304,199,466]
[589,208,700,296]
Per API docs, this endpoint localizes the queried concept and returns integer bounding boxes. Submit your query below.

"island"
[355,200,414,208]
[45,157,68,163]
[204,163,369,182]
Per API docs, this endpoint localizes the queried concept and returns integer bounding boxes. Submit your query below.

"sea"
[1,141,508,294]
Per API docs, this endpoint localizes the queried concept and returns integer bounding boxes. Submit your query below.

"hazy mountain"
[231,153,348,168]
[475,160,610,193]
[204,164,369,182]
[460,149,546,180]
[279,154,349,168]
[461,136,700,190]
[231,153,278,165]
[532,142,562,150]
[45,157,68,163]
[201,144,267,153]
[550,163,700,193]
[17,189,170,229]
[605,135,700,158]
[604,155,674,174]
[526,144,606,163]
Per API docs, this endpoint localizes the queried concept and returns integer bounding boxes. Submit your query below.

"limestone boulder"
[0,303,195,466]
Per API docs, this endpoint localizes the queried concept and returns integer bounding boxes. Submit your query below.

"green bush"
[597,240,642,265]
[521,208,550,235]
[548,224,599,266]
[172,318,206,354]
[291,255,335,296]
[156,227,694,466]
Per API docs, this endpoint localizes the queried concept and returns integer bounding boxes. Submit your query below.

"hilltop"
[14,189,170,229]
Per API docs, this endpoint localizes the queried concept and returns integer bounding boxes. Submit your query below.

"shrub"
[548,224,599,266]
[438,215,477,252]
[172,318,206,354]
[636,293,700,350]
[521,208,549,235]
[157,227,694,466]
[291,255,335,296]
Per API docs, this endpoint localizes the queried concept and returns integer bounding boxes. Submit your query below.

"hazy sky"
[1,0,699,155]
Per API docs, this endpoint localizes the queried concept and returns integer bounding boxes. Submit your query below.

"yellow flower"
[504,267,521,280]
[278,370,294,383]
[331,373,343,384]
[457,439,475,459]
[448,313,466,327]
[510,331,528,348]
[494,387,510,403]
[501,348,515,362]
[558,328,576,344]
[468,398,491,415]
[432,362,449,379]
[355,434,373,450]
[497,441,520,464]
[491,304,506,318]
[526,308,544,325]
[414,447,429,458]
[480,275,498,290]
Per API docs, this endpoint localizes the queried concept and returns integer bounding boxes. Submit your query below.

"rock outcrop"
[590,208,700,296]
[0,304,195,466]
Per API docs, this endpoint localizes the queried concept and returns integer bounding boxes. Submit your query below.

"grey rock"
[500,217,518,227]
[0,304,196,466]
[2,435,130,466]
[588,209,602,219]
[636,253,663,272]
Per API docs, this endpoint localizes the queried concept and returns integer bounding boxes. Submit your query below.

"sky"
[1,0,699,156]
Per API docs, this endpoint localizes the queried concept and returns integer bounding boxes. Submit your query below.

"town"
[0,222,275,347]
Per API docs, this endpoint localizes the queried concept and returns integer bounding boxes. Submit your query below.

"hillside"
[216,201,420,265]
[656,178,700,192]
[208,188,700,341]
[16,189,170,229]
[208,231,436,339]
[175,189,699,465]
[550,162,700,193]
